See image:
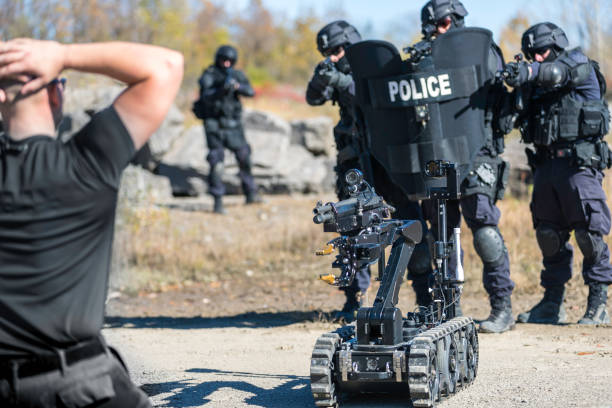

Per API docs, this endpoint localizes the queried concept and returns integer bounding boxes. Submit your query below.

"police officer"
[413,0,516,333]
[0,39,183,406]
[503,22,612,325]
[307,21,434,321]
[196,45,258,214]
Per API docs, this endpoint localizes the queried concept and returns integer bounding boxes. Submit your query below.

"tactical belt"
[0,336,107,379]
[537,139,611,170]
[541,146,574,160]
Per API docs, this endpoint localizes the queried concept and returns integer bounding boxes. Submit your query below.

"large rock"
[61,86,337,199]
[290,116,335,157]
[161,120,335,195]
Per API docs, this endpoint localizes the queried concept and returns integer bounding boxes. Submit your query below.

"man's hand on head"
[0,39,66,95]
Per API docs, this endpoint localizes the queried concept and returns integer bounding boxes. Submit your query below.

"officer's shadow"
[154,162,206,198]
[141,368,415,407]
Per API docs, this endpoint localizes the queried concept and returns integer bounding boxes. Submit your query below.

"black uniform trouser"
[0,339,150,407]
[531,159,612,287]
[204,118,256,197]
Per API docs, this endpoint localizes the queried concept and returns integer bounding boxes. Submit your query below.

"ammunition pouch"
[575,140,612,170]
[192,98,206,119]
[461,156,509,202]
[580,100,610,138]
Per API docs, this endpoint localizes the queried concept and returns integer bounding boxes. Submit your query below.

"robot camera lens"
[345,169,363,186]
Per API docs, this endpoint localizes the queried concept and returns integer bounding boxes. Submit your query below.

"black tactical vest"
[199,66,244,120]
[523,51,610,147]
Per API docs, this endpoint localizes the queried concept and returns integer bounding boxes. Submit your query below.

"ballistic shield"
[346,27,494,199]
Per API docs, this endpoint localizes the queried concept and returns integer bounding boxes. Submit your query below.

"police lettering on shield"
[388,73,452,102]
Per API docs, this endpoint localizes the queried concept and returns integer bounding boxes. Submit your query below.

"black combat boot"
[479,295,514,333]
[578,283,610,325]
[213,196,226,214]
[334,290,363,324]
[245,191,263,205]
[413,280,432,309]
[517,285,566,324]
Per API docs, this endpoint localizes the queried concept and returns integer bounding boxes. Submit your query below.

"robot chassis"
[310,162,479,407]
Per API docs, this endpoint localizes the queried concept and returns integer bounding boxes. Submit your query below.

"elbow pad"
[536,62,567,87]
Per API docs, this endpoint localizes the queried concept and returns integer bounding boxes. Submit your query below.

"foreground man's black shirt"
[0,107,134,356]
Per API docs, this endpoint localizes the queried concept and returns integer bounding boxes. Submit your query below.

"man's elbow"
[164,50,185,86]
[152,50,184,92]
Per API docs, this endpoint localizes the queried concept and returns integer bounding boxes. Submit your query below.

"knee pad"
[575,229,605,264]
[408,242,432,277]
[206,148,225,166]
[473,226,505,266]
[536,225,562,258]
[235,145,253,172]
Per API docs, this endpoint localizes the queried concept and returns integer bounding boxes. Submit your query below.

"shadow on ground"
[141,368,415,408]
[142,369,310,408]
[105,310,334,330]
[155,163,206,197]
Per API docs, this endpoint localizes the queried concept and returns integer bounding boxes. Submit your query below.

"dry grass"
[112,195,333,293]
[112,173,612,298]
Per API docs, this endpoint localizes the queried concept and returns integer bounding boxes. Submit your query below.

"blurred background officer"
[504,22,612,325]
[0,39,183,406]
[307,21,434,322]
[412,0,516,333]
[195,45,258,214]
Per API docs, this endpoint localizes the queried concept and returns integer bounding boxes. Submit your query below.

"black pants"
[204,118,257,197]
[0,349,151,407]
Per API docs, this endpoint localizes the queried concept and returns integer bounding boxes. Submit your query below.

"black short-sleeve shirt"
[0,107,134,356]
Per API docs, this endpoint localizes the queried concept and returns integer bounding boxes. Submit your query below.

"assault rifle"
[403,40,432,64]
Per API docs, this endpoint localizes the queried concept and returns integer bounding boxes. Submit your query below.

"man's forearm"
[63,42,182,86]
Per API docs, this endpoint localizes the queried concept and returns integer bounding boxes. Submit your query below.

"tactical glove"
[223,77,239,93]
[504,61,530,87]
[310,61,337,91]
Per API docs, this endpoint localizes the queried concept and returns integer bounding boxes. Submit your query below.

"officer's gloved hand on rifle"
[223,77,240,93]
[503,61,530,87]
[311,60,338,89]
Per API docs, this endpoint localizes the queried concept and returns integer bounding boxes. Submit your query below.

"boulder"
[290,116,335,157]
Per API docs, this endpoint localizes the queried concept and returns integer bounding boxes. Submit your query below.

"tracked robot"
[309,162,478,407]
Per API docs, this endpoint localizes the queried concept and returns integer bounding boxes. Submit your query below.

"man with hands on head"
[0,39,183,407]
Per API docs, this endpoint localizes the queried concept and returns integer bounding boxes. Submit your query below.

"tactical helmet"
[521,22,569,61]
[215,45,238,67]
[316,20,362,56]
[421,0,468,38]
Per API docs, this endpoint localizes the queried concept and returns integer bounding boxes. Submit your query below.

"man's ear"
[0,89,6,104]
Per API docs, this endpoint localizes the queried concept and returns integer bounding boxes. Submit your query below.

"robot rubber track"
[310,317,479,407]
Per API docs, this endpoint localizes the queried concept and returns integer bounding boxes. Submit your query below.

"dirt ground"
[105,281,612,408]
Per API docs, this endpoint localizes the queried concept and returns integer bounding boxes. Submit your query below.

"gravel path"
[103,317,612,408]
